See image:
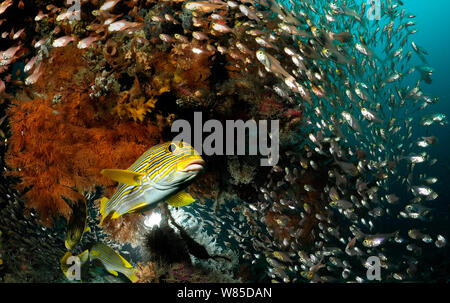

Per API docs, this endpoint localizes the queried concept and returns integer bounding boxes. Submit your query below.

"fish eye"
[168,143,177,153]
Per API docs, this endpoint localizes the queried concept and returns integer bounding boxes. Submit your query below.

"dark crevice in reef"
[209,53,229,90]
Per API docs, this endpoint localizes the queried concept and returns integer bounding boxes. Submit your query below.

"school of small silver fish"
[0,0,448,283]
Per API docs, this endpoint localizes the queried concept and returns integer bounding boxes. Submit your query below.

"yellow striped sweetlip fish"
[89,243,137,282]
[99,141,205,225]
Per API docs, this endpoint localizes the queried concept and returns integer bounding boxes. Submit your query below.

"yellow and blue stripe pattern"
[99,141,204,224]
[89,243,137,282]
[128,141,200,181]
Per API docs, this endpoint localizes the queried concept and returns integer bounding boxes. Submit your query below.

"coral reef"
[0,185,133,282]
[135,260,238,283]
[5,46,161,226]
[227,156,258,185]
[168,206,240,280]
[135,261,162,283]
[187,163,222,205]
[3,0,301,229]
[143,224,192,265]
[134,204,241,283]
[0,0,346,284]
[96,209,147,247]
[0,0,443,285]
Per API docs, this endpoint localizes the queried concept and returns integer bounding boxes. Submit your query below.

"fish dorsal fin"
[167,191,196,207]
[100,169,144,186]
[111,211,122,219]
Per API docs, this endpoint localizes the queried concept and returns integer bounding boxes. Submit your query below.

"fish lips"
[179,158,205,173]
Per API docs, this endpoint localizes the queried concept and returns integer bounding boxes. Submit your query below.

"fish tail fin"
[128,272,138,283]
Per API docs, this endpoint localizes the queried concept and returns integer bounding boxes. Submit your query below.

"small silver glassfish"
[184,1,227,13]
[0,0,13,15]
[52,36,76,48]
[77,36,101,49]
[363,231,399,247]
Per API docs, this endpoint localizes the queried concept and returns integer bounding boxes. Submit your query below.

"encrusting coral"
[3,0,302,228]
[0,2,310,282]
[134,261,162,283]
[134,260,237,283]
[227,157,257,185]
[96,208,147,246]
[5,46,161,226]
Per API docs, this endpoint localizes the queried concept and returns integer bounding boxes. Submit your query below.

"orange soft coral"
[113,92,158,122]
[135,262,160,283]
[5,46,161,226]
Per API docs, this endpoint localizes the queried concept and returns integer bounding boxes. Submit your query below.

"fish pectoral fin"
[110,211,123,219]
[100,169,144,186]
[84,226,91,233]
[166,191,196,207]
[107,269,119,276]
[127,202,148,214]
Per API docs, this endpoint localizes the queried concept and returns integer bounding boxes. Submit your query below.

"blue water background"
[405,0,450,224]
